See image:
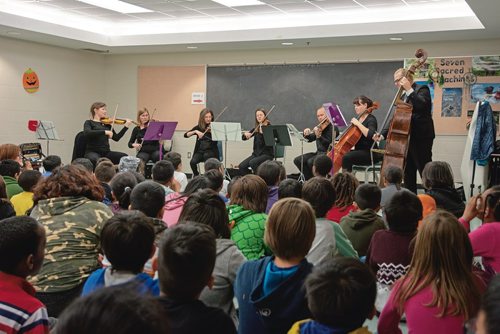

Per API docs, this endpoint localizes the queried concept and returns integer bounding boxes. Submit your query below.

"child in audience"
[278,178,302,199]
[312,154,333,178]
[165,151,188,192]
[130,181,167,240]
[152,160,178,195]
[256,160,281,213]
[41,155,61,177]
[94,160,116,205]
[302,177,358,264]
[0,159,22,198]
[109,172,137,214]
[417,193,436,227]
[0,216,49,334]
[71,157,94,172]
[326,172,359,223]
[157,223,236,334]
[204,169,227,202]
[0,176,15,219]
[289,257,376,334]
[178,189,246,325]
[55,286,168,334]
[163,175,210,227]
[228,174,268,260]
[475,275,500,334]
[340,183,385,257]
[366,191,421,312]
[11,170,41,216]
[422,161,465,218]
[82,211,159,296]
[205,157,229,197]
[235,198,315,334]
[378,210,484,334]
[380,166,409,208]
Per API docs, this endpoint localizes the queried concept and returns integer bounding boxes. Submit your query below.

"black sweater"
[184,125,219,157]
[128,126,159,152]
[304,123,336,153]
[242,128,274,157]
[83,120,128,153]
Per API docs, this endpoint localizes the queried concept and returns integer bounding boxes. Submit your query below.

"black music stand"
[262,125,292,160]
[144,121,178,160]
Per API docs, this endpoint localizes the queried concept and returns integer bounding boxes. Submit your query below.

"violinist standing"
[83,102,132,167]
[128,108,162,163]
[342,96,381,172]
[184,108,219,177]
[293,107,338,180]
[239,108,274,175]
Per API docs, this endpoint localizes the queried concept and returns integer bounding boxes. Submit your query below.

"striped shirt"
[0,272,49,334]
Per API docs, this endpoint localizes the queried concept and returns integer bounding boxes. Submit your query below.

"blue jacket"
[81,268,160,296]
[471,101,496,164]
[234,256,313,334]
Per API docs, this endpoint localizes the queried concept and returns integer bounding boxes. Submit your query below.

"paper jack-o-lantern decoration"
[23,68,39,93]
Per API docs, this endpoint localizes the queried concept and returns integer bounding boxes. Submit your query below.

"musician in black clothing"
[293,106,338,180]
[239,108,274,174]
[184,108,219,177]
[128,108,162,163]
[83,102,132,167]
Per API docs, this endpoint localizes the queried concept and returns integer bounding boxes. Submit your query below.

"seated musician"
[294,107,338,180]
[341,95,381,172]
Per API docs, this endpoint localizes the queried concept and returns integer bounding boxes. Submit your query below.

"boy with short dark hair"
[0,159,22,198]
[278,178,302,199]
[130,181,167,242]
[256,160,282,213]
[340,183,386,257]
[157,223,236,334]
[71,157,94,173]
[204,157,230,197]
[312,154,333,178]
[289,257,376,334]
[165,151,188,192]
[152,160,178,195]
[41,155,62,177]
[94,160,116,205]
[0,216,49,333]
[380,165,409,208]
[82,211,159,296]
[11,170,42,216]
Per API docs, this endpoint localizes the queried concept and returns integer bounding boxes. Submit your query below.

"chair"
[72,131,87,161]
[352,140,386,184]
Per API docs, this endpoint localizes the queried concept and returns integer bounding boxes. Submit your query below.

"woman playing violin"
[128,108,162,163]
[184,108,219,176]
[341,95,381,172]
[83,102,132,167]
[239,108,274,175]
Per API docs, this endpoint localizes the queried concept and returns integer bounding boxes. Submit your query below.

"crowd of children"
[0,140,500,334]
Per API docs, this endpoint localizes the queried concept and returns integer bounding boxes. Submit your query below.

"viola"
[100,117,138,126]
[314,117,330,137]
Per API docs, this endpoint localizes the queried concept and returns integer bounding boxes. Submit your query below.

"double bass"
[376,48,428,185]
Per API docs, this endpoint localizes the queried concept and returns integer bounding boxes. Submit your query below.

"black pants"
[36,283,84,317]
[190,150,218,176]
[239,154,273,175]
[137,150,161,163]
[342,149,382,172]
[404,137,433,194]
[294,152,323,180]
[84,151,127,168]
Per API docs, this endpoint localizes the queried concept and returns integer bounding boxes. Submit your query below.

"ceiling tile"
[271,2,323,12]
[309,0,361,10]
[160,9,209,18]
[233,5,281,14]
[197,7,242,16]
[356,0,405,5]
[70,7,120,16]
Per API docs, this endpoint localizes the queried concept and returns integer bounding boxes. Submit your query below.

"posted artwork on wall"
[471,83,500,104]
[22,68,39,93]
[442,88,463,117]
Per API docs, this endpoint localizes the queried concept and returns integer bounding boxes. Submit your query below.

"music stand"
[263,125,292,164]
[143,121,178,160]
[287,123,307,183]
[210,122,242,181]
[35,120,61,155]
[323,102,347,174]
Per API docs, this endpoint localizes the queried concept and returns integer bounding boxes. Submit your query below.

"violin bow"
[110,104,119,132]
[150,108,157,122]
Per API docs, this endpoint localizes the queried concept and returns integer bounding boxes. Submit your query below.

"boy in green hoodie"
[340,183,386,257]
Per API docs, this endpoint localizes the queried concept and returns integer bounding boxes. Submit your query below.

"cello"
[375,48,428,186]
[330,102,379,173]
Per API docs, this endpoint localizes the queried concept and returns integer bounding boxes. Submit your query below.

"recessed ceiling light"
[390,37,403,41]
[281,42,294,46]
[212,0,264,7]
[187,46,198,49]
[77,0,152,14]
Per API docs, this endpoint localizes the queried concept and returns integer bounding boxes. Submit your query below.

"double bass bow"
[375,48,428,186]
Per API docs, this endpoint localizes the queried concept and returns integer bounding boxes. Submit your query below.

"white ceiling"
[0,0,498,53]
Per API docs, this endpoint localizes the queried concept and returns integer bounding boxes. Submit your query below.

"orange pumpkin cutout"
[23,68,39,93]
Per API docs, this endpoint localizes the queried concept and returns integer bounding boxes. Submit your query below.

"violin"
[313,117,330,137]
[100,117,138,126]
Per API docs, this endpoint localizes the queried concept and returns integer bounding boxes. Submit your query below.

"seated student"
[312,154,333,178]
[302,177,358,265]
[205,157,230,197]
[378,210,484,334]
[82,211,159,296]
[225,175,241,204]
[289,257,376,334]
[0,216,49,334]
[0,176,15,219]
[475,275,500,334]
[11,170,41,216]
[163,175,210,227]
[256,160,281,213]
[459,185,500,274]
[422,161,465,218]
[228,175,268,260]
[41,155,62,177]
[152,160,178,196]
[94,160,116,205]
[380,166,410,208]
[278,179,302,199]
[0,159,22,199]
[235,198,315,334]
[326,172,359,223]
[157,223,236,334]
[204,169,227,203]
[109,172,137,214]
[71,157,94,173]
[56,285,168,334]
[417,193,436,228]
[366,191,421,313]
[178,189,246,325]
[340,183,386,257]
[165,152,188,192]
